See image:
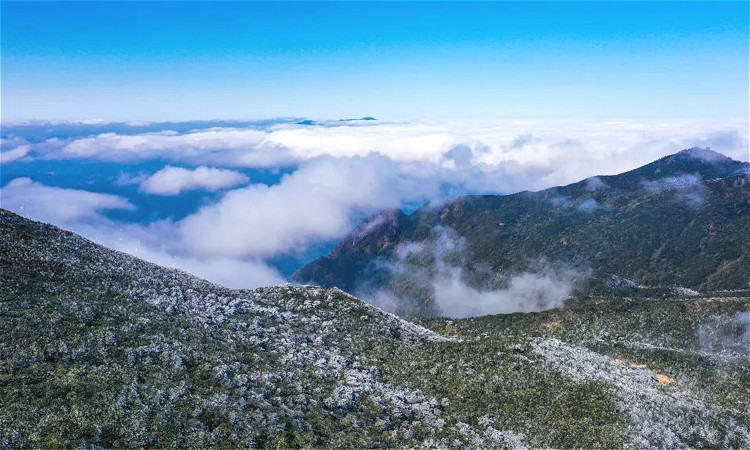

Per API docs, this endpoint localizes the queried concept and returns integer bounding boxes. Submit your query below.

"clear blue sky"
[1,1,748,121]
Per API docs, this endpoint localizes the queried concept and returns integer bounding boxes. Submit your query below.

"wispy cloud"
[642,173,707,206]
[585,176,608,192]
[0,137,32,163]
[0,145,31,164]
[434,267,582,318]
[356,226,587,318]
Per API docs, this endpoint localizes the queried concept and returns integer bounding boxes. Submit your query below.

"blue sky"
[2,1,748,121]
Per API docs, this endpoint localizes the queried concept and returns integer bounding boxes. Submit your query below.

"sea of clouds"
[1,118,747,311]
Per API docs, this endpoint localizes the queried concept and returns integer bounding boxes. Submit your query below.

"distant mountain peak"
[297,117,377,125]
[619,147,747,184]
[339,116,377,122]
[676,147,732,162]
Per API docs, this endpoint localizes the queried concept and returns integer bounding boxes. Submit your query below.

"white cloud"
[0,177,134,223]
[0,178,283,289]
[73,220,286,289]
[575,198,601,213]
[140,165,249,195]
[0,144,31,164]
[434,268,579,318]
[1,137,33,164]
[353,226,587,318]
[642,173,707,206]
[585,176,608,191]
[179,156,437,258]
[262,123,455,163]
[57,128,269,162]
[95,231,285,289]
[17,118,742,262]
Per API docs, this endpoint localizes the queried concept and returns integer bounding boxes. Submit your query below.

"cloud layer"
[2,118,748,306]
[6,119,748,180]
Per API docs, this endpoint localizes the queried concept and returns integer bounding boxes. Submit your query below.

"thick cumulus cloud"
[179,156,440,257]
[139,166,249,195]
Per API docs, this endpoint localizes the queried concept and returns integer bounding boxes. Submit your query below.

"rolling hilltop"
[1,208,749,448]
[294,148,750,318]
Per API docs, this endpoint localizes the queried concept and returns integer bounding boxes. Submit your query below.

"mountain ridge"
[293,148,750,317]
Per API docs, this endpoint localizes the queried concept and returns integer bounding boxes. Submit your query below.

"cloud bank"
[7,119,748,185]
[2,118,747,309]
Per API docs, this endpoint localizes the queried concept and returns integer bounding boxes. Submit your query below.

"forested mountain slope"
[294,148,750,317]
[1,209,749,448]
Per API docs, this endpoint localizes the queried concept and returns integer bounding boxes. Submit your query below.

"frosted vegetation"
[1,208,748,448]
